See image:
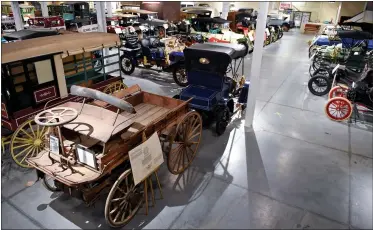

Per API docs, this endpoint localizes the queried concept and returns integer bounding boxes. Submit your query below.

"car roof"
[2,32,120,64]
[191,17,231,24]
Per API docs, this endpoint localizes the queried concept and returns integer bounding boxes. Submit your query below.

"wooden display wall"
[140,1,181,22]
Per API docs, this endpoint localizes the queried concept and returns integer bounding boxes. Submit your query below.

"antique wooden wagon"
[26,84,202,227]
[1,32,127,167]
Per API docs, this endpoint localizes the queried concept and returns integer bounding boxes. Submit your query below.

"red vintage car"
[27,16,66,30]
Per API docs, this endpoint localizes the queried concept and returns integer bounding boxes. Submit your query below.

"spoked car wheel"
[173,67,188,87]
[10,119,49,168]
[103,81,128,94]
[105,169,144,228]
[120,54,135,75]
[324,97,353,121]
[215,106,230,136]
[167,111,202,174]
[308,75,331,96]
[328,85,349,99]
[311,67,331,78]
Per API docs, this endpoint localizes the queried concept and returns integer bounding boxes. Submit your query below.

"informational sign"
[76,145,97,169]
[34,86,57,103]
[49,135,60,155]
[129,132,164,186]
[78,24,99,33]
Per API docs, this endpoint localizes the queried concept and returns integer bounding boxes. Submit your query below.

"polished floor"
[2,30,372,229]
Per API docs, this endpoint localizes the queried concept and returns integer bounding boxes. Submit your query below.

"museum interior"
[1,1,372,229]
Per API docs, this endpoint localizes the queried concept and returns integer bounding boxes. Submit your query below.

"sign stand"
[138,131,163,215]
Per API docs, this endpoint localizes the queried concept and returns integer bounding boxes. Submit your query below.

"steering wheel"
[35,107,78,127]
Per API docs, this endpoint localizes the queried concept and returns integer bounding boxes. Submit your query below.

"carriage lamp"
[199,58,209,64]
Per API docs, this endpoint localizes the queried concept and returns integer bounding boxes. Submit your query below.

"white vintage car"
[189,17,254,51]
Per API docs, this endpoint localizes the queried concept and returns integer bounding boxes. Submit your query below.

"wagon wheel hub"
[34,139,42,146]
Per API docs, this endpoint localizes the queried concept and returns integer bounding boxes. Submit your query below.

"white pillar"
[106,2,112,18]
[244,1,269,130]
[95,1,107,33]
[335,2,342,25]
[40,2,49,17]
[221,2,230,20]
[10,1,24,31]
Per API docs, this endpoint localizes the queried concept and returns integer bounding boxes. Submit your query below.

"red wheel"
[325,97,353,121]
[328,85,349,99]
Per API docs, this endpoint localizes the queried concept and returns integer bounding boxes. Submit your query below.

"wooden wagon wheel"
[324,97,353,121]
[105,169,144,228]
[10,119,49,168]
[167,111,202,175]
[103,81,128,94]
[328,85,349,99]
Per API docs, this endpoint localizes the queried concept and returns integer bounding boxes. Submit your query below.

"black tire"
[215,106,230,136]
[308,75,331,96]
[173,66,188,87]
[312,67,331,78]
[278,31,283,39]
[308,45,318,58]
[120,54,135,75]
[42,176,60,192]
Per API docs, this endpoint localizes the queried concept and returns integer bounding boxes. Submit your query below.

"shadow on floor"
[39,117,241,229]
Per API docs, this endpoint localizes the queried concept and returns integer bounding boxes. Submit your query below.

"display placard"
[129,132,164,186]
[76,145,97,169]
[49,135,60,155]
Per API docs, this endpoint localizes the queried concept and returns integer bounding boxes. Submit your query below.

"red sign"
[279,2,292,10]
[1,103,8,119]
[34,86,57,103]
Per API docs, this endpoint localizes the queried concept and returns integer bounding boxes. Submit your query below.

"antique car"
[325,67,373,122]
[308,49,371,97]
[119,32,189,86]
[27,16,66,30]
[180,6,213,20]
[116,9,177,37]
[176,42,250,135]
[1,15,16,32]
[26,83,202,227]
[2,29,59,42]
[227,8,254,35]
[106,14,140,34]
[19,4,35,22]
[1,32,127,168]
[189,17,254,52]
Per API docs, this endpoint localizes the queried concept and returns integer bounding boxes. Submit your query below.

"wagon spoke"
[28,123,36,137]
[112,197,126,202]
[13,137,32,143]
[188,124,201,140]
[20,146,35,164]
[13,143,32,150]
[20,128,34,139]
[188,131,201,141]
[14,145,33,158]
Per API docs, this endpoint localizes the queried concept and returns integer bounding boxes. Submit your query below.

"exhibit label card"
[129,132,164,186]
[49,135,59,155]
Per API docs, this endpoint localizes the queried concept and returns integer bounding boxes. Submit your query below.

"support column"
[221,2,230,20]
[106,2,112,18]
[95,1,107,33]
[244,1,269,130]
[335,2,342,25]
[40,2,49,17]
[10,1,24,31]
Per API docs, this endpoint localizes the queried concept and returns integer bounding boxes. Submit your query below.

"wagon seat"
[140,37,166,60]
[181,42,247,111]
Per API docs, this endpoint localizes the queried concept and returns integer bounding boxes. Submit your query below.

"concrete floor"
[2,30,372,229]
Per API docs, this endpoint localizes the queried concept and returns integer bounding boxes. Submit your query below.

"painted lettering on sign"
[2,119,12,130]
[1,103,8,119]
[34,86,57,103]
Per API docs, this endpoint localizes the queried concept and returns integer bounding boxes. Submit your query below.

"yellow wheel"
[10,119,49,168]
[103,81,128,94]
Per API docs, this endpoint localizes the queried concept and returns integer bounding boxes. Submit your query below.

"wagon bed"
[27,85,201,187]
